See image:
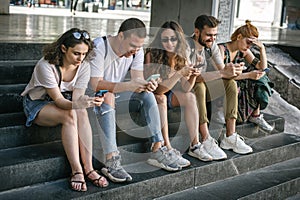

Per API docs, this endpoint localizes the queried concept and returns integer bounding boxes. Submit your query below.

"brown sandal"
[86,169,109,188]
[70,172,87,192]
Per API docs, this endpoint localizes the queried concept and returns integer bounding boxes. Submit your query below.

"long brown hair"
[145,21,187,79]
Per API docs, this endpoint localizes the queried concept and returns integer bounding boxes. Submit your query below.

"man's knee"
[224,79,238,95]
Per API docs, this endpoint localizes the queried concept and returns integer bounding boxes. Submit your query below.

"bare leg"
[199,123,210,142]
[155,94,171,149]
[252,105,261,116]
[76,109,93,172]
[171,91,199,146]
[225,118,236,137]
[35,104,85,191]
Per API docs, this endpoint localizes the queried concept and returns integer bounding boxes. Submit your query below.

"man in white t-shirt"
[187,15,253,162]
[89,18,182,183]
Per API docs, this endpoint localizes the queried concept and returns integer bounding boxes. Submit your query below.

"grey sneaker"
[249,114,274,132]
[101,155,132,183]
[202,136,227,160]
[220,133,253,154]
[188,143,213,162]
[147,146,182,171]
[169,148,191,168]
[211,109,225,124]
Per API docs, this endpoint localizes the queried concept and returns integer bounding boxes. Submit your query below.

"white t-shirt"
[208,42,224,70]
[89,36,144,82]
[187,39,223,72]
[21,58,90,100]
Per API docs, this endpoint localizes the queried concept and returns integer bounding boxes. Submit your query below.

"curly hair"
[43,28,93,66]
[145,21,188,79]
[231,20,259,41]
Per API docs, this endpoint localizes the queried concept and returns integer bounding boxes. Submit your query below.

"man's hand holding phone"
[192,67,202,77]
[92,89,107,107]
[95,89,108,97]
[146,74,160,92]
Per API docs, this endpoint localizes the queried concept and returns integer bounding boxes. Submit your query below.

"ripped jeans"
[94,91,163,155]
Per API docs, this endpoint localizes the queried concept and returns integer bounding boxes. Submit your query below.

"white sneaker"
[220,133,253,154]
[202,136,227,160]
[169,148,191,168]
[188,143,213,162]
[249,114,274,132]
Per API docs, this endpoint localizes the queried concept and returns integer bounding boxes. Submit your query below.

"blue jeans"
[94,91,163,155]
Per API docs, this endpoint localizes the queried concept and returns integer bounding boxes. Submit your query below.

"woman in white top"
[21,28,108,192]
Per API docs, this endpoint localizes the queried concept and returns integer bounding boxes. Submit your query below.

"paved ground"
[1,5,150,43]
[3,5,300,46]
[1,5,300,135]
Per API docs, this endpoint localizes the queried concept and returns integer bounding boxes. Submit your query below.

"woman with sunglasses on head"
[217,20,274,132]
[21,28,109,192]
[144,21,213,167]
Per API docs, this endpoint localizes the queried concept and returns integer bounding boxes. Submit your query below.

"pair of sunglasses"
[72,31,90,40]
[161,37,178,43]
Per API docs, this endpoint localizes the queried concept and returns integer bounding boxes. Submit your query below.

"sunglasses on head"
[72,31,90,40]
[161,37,178,43]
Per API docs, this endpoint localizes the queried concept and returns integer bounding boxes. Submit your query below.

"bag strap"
[55,65,62,88]
[102,36,108,59]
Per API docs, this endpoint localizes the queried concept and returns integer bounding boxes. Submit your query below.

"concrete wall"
[150,0,212,35]
[150,0,235,43]
[0,0,10,15]
[286,0,300,28]
[216,0,236,43]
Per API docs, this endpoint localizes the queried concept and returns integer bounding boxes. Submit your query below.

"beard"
[198,37,208,48]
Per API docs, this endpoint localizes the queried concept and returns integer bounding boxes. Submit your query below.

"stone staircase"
[0,43,299,199]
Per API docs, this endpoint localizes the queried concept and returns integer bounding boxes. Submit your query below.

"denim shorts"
[23,95,52,127]
[165,90,173,109]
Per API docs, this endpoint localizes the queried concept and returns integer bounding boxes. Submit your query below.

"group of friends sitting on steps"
[21,15,274,191]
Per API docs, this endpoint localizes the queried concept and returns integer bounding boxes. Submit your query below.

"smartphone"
[236,58,244,64]
[95,89,108,97]
[263,68,270,72]
[193,64,204,68]
[146,74,160,81]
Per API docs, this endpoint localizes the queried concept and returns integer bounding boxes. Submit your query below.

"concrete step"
[0,112,284,150]
[0,133,298,199]
[269,64,300,109]
[157,157,300,200]
[0,84,26,114]
[0,124,61,150]
[0,43,46,60]
[0,141,68,192]
[0,60,37,84]
[0,112,26,128]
